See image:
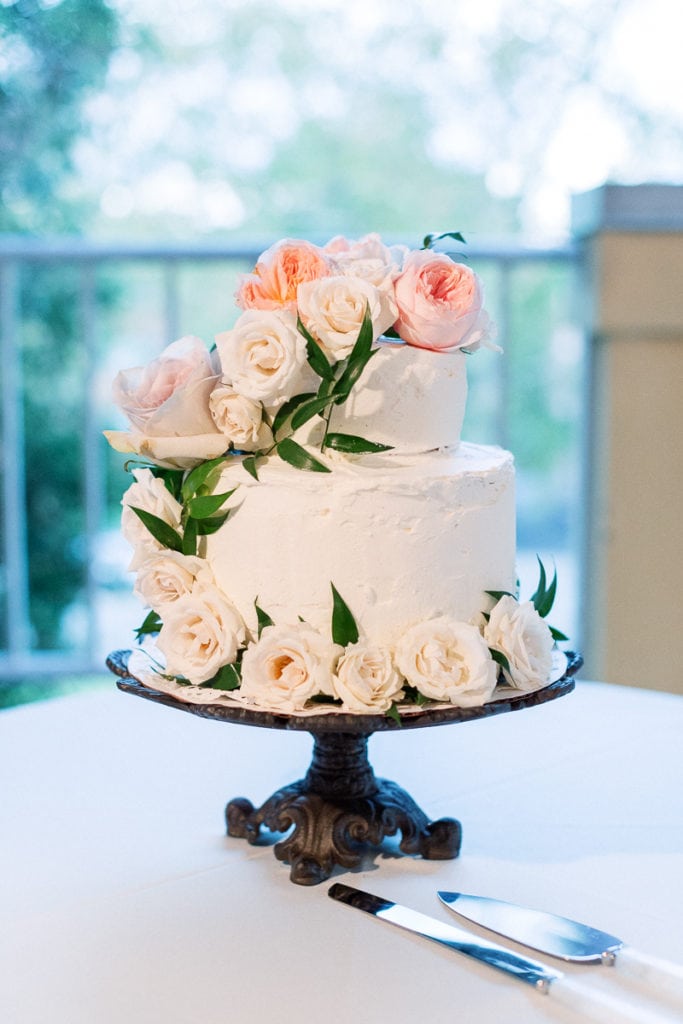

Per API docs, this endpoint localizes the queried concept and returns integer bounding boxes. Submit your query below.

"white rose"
[395,617,497,707]
[334,257,399,336]
[121,469,183,571]
[240,623,342,712]
[209,383,274,451]
[325,232,407,270]
[333,642,403,713]
[297,275,392,361]
[134,551,212,611]
[484,596,554,691]
[327,232,405,336]
[156,587,246,685]
[215,309,316,408]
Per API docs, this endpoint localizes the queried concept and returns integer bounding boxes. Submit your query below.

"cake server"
[438,891,683,1007]
[328,883,676,1024]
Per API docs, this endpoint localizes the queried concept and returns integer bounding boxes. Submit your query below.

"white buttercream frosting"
[205,442,515,647]
[324,341,468,453]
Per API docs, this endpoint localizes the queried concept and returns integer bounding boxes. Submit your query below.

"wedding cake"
[106,232,566,716]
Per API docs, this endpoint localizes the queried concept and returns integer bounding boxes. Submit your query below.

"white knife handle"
[549,973,679,1024]
[616,945,683,1007]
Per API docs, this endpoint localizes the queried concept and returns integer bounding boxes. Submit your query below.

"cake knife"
[328,883,677,1024]
[438,891,683,1007]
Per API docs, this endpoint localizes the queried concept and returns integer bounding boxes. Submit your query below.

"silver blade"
[438,891,623,963]
[328,883,560,990]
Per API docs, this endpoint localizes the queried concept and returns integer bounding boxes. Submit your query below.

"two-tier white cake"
[106,233,561,715]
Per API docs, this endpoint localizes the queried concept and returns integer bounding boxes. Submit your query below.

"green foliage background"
[1,0,118,653]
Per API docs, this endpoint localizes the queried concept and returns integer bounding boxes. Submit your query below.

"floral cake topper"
[105,231,495,476]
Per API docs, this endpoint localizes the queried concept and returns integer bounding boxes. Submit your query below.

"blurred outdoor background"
[1,0,681,707]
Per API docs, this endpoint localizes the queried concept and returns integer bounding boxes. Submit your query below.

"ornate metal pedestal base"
[226,731,462,885]
[108,649,579,886]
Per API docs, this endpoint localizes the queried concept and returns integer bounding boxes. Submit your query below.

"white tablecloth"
[2,680,683,1023]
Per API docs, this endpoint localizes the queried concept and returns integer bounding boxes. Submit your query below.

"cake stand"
[107,649,581,886]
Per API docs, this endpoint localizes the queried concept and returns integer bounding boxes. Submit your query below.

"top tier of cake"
[105,233,495,471]
[324,342,467,454]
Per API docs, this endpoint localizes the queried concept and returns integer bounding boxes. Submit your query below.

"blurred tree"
[0,0,118,648]
[73,0,681,241]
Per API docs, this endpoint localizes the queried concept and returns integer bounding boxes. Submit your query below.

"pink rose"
[394,249,492,352]
[235,239,330,311]
[111,335,218,435]
[105,336,226,468]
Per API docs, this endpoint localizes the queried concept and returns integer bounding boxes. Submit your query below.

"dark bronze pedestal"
[226,731,461,885]
[107,649,580,886]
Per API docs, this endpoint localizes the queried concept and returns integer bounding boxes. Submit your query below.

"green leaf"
[485,589,516,602]
[344,303,374,358]
[242,455,259,480]
[489,647,511,673]
[134,609,162,642]
[202,662,242,691]
[537,570,558,618]
[324,433,393,454]
[296,314,317,347]
[531,556,558,618]
[290,394,335,431]
[422,230,467,249]
[299,319,335,381]
[332,311,376,403]
[151,467,184,500]
[182,456,227,502]
[276,437,331,473]
[386,703,402,726]
[254,600,274,639]
[187,488,237,520]
[130,507,183,552]
[331,583,359,646]
[403,685,430,707]
[196,512,231,535]
[316,375,336,400]
[532,557,548,610]
[333,348,377,404]
[550,625,570,642]
[182,515,198,556]
[271,392,317,436]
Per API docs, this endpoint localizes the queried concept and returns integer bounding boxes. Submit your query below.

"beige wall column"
[573,184,683,693]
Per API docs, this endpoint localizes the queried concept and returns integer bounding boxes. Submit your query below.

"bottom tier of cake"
[207,441,516,645]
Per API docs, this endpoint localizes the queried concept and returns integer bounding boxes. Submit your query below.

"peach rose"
[394,250,493,352]
[235,239,330,311]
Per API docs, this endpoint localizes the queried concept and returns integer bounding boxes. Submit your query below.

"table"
[2,680,683,1023]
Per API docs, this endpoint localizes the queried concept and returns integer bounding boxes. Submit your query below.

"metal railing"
[0,236,581,679]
